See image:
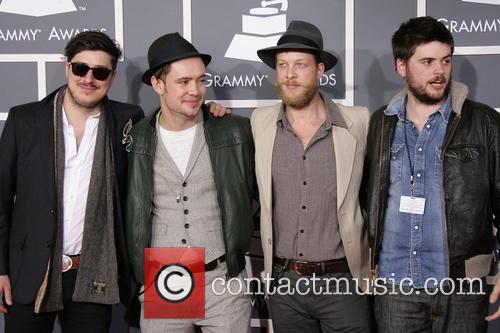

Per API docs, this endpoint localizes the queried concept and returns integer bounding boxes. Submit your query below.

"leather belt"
[62,254,81,272]
[274,257,350,276]
[205,255,226,272]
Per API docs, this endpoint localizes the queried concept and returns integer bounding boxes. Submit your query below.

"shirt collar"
[384,93,453,123]
[276,92,348,129]
[61,105,101,128]
[438,95,453,122]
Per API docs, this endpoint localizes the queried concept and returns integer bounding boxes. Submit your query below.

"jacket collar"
[148,104,209,128]
[385,93,453,123]
[255,94,356,213]
[388,81,469,116]
[276,92,348,130]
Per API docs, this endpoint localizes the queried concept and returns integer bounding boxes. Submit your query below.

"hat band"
[278,35,320,49]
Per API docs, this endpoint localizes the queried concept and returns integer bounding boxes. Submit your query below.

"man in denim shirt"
[364,17,500,332]
[378,94,451,288]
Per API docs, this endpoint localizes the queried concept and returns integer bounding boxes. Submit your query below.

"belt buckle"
[293,259,309,276]
[62,254,73,272]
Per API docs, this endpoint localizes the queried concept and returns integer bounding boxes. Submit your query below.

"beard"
[406,73,451,105]
[275,80,319,109]
[66,82,103,109]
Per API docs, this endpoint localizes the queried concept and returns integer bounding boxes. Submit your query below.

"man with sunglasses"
[0,31,144,332]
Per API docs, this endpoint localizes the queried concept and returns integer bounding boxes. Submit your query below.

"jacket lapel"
[255,106,280,210]
[183,122,205,180]
[35,95,57,206]
[332,118,357,210]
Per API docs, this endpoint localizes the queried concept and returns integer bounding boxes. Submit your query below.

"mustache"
[182,97,202,102]
[280,80,301,86]
[429,75,447,84]
[79,82,98,89]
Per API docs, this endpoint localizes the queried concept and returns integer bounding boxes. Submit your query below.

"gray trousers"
[140,262,251,333]
[268,265,371,333]
[374,281,490,333]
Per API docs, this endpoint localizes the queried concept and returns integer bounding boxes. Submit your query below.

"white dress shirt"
[62,107,100,255]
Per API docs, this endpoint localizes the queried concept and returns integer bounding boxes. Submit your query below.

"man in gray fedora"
[251,20,371,332]
[124,32,257,332]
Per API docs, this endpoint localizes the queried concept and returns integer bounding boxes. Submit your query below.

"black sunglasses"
[69,62,114,81]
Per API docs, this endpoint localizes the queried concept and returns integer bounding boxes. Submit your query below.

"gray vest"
[151,120,225,262]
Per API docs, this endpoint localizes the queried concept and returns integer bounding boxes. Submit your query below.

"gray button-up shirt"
[272,95,347,261]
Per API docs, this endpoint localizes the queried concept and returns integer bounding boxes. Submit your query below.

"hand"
[0,275,12,313]
[486,277,500,321]
[207,101,231,117]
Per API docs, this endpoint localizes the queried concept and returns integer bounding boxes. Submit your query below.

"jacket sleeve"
[0,109,18,275]
[124,126,151,285]
[489,109,500,247]
[359,117,372,240]
[246,119,260,231]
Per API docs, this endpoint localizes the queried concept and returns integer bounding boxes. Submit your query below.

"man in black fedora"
[251,20,371,332]
[124,32,258,332]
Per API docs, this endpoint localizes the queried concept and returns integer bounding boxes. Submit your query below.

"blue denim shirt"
[378,94,452,288]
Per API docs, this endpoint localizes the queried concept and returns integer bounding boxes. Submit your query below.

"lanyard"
[403,109,415,197]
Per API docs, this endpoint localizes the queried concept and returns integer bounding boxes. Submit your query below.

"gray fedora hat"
[142,32,211,85]
[257,20,337,71]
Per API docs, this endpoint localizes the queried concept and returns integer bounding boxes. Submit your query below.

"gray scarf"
[38,87,119,312]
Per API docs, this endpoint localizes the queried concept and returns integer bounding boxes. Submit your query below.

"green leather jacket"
[124,106,257,284]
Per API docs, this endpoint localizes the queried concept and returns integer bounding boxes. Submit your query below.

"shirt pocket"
[389,144,404,184]
[444,146,482,162]
[443,145,485,187]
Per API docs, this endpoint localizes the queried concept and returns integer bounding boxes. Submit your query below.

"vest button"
[182,182,187,187]
[183,196,188,201]
[184,209,189,215]
[181,239,187,244]
[184,223,190,229]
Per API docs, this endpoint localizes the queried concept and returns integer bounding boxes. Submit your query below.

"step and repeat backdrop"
[0,1,499,332]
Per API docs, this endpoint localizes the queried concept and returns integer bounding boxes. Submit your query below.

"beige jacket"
[251,99,370,283]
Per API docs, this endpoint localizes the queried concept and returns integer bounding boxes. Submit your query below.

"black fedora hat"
[142,32,211,85]
[257,20,337,71]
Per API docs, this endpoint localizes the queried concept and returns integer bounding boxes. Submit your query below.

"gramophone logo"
[225,0,288,62]
[0,0,77,17]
